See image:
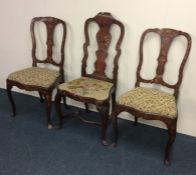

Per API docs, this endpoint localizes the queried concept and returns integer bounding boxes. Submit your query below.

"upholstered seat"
[8,67,60,88]
[117,87,177,118]
[58,77,113,101]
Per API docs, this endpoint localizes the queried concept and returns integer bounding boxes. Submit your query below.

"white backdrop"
[0,0,196,136]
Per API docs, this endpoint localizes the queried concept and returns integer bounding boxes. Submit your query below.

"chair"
[6,17,66,128]
[55,12,124,145]
[112,28,191,165]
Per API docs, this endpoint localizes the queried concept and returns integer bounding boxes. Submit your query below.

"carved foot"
[101,139,109,146]
[47,124,53,129]
[164,158,171,166]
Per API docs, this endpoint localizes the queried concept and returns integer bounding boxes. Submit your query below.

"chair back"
[31,17,66,81]
[135,28,191,98]
[81,12,124,87]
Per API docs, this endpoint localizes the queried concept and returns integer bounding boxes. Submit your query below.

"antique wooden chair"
[6,17,66,128]
[55,12,124,145]
[112,28,191,165]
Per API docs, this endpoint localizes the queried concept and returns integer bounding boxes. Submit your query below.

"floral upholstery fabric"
[58,77,113,101]
[8,67,60,88]
[117,87,177,118]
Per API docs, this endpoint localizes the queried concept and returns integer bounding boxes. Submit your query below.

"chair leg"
[63,97,69,109]
[112,110,118,147]
[109,92,116,122]
[84,103,89,113]
[6,81,16,116]
[164,119,177,165]
[55,93,63,128]
[97,102,109,145]
[38,92,44,103]
[133,116,138,126]
[111,92,116,110]
[44,93,52,129]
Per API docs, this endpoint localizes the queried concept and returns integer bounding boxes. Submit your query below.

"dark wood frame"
[6,17,66,128]
[112,28,192,165]
[55,12,124,145]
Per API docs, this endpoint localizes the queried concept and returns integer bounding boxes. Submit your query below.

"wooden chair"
[55,12,124,145]
[6,17,66,128]
[112,28,191,165]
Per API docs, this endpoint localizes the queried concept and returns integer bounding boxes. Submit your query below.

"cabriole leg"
[38,91,44,103]
[44,93,52,129]
[112,110,119,147]
[55,93,63,129]
[97,102,109,145]
[6,80,16,116]
[84,103,89,113]
[133,116,138,126]
[63,97,68,109]
[164,119,177,165]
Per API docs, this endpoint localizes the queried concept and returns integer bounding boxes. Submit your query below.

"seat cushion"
[8,67,60,88]
[117,87,177,118]
[58,77,113,101]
